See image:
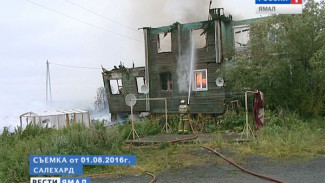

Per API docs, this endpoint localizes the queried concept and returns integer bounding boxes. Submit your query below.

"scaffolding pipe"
[242,91,255,139]
[131,98,171,133]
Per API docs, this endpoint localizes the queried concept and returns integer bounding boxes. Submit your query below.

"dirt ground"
[91,154,325,183]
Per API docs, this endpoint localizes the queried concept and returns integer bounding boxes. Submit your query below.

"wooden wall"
[147,21,225,114]
[102,67,147,114]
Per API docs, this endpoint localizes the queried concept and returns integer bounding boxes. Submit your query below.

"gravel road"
[91,155,325,183]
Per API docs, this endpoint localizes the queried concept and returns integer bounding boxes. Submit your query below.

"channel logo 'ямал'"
[256,0,302,14]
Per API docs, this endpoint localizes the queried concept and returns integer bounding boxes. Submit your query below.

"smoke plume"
[177,50,191,94]
[177,35,196,95]
[128,0,211,28]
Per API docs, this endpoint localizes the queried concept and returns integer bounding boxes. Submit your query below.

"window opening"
[193,69,208,91]
[136,77,145,93]
[268,31,278,43]
[160,72,172,91]
[109,79,123,94]
[234,25,250,50]
[157,32,171,53]
[192,29,207,48]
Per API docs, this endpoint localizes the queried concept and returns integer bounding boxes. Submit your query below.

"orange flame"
[202,78,206,86]
[196,73,201,87]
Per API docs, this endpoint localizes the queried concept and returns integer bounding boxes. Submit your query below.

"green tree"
[223,0,325,116]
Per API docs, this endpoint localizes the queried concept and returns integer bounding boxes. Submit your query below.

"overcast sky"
[0,0,263,130]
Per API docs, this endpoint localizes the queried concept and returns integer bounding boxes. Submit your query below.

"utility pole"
[46,60,52,103]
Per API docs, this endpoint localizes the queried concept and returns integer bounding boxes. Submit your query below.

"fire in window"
[109,79,123,94]
[136,77,145,93]
[157,32,171,53]
[193,69,208,91]
[192,29,207,49]
[160,72,172,91]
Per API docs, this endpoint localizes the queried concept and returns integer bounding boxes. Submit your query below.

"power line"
[63,0,141,34]
[49,62,102,70]
[24,0,143,42]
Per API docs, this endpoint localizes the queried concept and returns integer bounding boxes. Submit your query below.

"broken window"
[192,29,207,49]
[160,72,172,91]
[268,23,280,43]
[109,79,123,95]
[193,69,208,91]
[136,77,145,93]
[268,31,278,43]
[233,25,250,50]
[157,32,171,53]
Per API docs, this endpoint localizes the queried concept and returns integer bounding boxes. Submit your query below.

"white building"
[20,109,90,129]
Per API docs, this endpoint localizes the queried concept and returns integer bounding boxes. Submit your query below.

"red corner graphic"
[291,0,302,4]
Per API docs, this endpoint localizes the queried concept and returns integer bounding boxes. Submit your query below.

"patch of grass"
[1,112,324,182]
[216,111,246,132]
[125,144,218,175]
[225,113,325,160]
[81,144,220,178]
[118,118,161,139]
[0,118,161,183]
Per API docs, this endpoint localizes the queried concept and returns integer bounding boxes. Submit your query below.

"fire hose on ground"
[146,172,157,183]
[128,113,287,183]
[200,146,287,183]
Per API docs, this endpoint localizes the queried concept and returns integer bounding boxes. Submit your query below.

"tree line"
[223,0,325,117]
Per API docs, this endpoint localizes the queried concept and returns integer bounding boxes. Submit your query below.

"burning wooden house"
[102,8,262,121]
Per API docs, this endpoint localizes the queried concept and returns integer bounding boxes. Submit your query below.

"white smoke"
[128,0,211,28]
[127,0,260,29]
[0,99,47,133]
[177,52,191,94]
[0,99,95,133]
[163,0,211,23]
[177,34,196,95]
